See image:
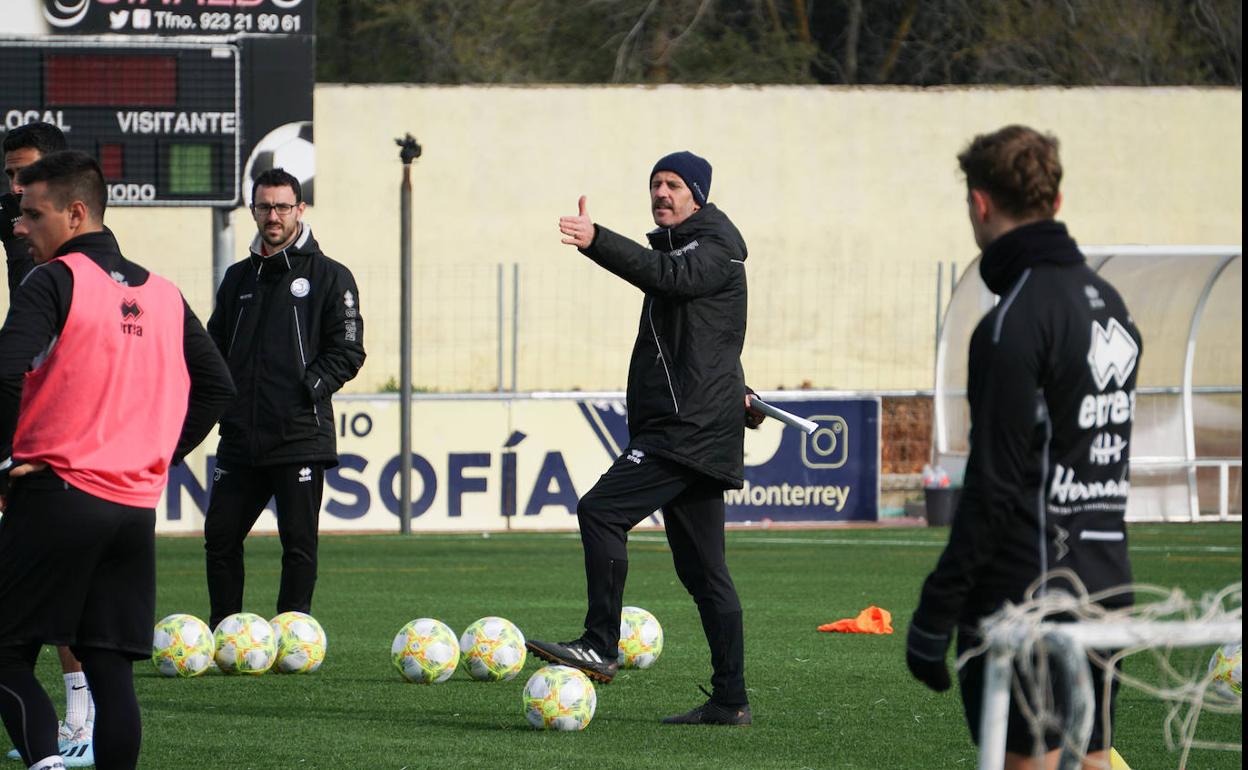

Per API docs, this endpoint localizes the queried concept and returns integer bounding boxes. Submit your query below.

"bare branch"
[844,0,862,84]
[878,0,918,83]
[792,0,811,44]
[655,0,716,65]
[613,0,661,82]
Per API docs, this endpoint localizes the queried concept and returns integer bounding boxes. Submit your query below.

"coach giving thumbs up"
[559,195,595,248]
[528,151,756,727]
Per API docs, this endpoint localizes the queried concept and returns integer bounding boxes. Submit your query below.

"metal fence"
[355,258,958,394]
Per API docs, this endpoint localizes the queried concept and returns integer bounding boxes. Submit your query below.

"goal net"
[967,571,1241,770]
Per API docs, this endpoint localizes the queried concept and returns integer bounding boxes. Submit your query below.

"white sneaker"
[4,724,93,765]
[57,722,93,768]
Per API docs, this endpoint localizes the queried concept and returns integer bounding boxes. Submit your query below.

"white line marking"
[390,531,1241,555]
[616,533,1240,554]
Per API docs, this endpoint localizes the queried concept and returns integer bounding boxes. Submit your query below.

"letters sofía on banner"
[159,396,882,533]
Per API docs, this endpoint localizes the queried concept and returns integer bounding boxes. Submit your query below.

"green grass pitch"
[22,523,1242,769]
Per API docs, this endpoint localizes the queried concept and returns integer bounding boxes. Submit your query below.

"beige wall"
[5,86,1240,392]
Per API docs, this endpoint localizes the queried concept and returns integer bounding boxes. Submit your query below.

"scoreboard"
[1,0,315,208]
[0,38,240,206]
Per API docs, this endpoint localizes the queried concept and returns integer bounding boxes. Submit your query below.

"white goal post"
[977,616,1243,770]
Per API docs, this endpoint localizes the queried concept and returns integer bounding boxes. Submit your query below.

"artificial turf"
[20,522,1243,769]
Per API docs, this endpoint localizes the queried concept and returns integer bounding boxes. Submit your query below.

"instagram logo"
[801,415,849,469]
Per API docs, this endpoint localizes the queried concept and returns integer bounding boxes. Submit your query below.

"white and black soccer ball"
[243,121,314,207]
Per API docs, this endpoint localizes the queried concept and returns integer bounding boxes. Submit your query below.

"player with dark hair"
[0,150,234,769]
[526,151,764,726]
[906,125,1142,768]
[1,124,104,767]
[3,123,69,289]
[203,166,365,632]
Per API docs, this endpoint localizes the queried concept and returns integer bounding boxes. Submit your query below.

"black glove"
[0,193,20,244]
[906,620,953,692]
[744,385,765,430]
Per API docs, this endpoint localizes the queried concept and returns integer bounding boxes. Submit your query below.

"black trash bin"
[923,487,961,527]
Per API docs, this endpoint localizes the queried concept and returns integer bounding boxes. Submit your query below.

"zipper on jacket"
[647,297,679,415]
[227,307,245,356]
[292,307,318,419]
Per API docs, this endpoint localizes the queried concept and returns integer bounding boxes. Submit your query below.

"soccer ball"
[618,606,664,669]
[392,618,459,684]
[213,612,278,675]
[522,665,597,731]
[1207,642,1242,699]
[270,612,327,674]
[243,121,314,207]
[459,616,527,682]
[151,613,214,678]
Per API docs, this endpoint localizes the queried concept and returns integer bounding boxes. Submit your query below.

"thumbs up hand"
[559,195,595,248]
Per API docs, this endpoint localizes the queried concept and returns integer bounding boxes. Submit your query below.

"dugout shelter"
[933,246,1243,522]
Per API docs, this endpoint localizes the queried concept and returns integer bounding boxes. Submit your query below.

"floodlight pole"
[211,207,234,291]
[396,134,422,535]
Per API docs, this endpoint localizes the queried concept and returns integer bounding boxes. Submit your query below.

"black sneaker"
[661,689,752,726]
[525,638,618,684]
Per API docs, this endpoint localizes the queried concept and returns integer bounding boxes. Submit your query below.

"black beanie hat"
[651,151,711,206]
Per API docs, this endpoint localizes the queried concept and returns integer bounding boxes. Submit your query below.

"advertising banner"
[159,394,880,534]
[34,0,314,36]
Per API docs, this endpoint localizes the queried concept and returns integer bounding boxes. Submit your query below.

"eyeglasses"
[253,203,297,216]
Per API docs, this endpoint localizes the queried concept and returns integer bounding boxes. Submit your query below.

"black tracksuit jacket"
[915,220,1142,635]
[582,203,749,488]
[207,225,365,468]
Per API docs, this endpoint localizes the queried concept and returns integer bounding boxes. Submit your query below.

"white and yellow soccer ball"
[618,606,664,669]
[459,616,527,682]
[392,618,459,684]
[1207,642,1242,699]
[213,612,278,675]
[522,665,597,731]
[151,613,215,678]
[270,612,327,674]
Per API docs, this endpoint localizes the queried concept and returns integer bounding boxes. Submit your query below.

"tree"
[316,0,1242,86]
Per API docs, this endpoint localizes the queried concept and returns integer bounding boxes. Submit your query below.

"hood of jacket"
[645,203,748,262]
[979,219,1083,295]
[247,223,320,277]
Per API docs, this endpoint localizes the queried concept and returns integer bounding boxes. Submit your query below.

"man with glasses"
[203,168,365,632]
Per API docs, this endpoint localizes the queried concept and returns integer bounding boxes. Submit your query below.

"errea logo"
[1087,318,1138,391]
[120,298,143,337]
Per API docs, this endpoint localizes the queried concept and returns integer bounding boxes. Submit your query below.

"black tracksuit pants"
[0,472,152,769]
[577,450,747,706]
[204,461,324,630]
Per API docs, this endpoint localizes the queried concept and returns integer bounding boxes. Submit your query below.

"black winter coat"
[207,225,365,467]
[582,203,748,488]
[915,221,1141,635]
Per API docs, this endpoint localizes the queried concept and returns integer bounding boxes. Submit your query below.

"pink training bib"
[14,252,190,507]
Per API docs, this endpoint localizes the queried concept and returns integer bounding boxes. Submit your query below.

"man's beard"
[263,223,292,246]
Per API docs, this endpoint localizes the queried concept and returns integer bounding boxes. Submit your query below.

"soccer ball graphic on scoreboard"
[618,606,664,669]
[459,616,527,682]
[151,613,215,678]
[214,612,278,675]
[1207,642,1242,699]
[243,121,314,207]
[392,618,460,684]
[270,612,328,674]
[522,665,598,731]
